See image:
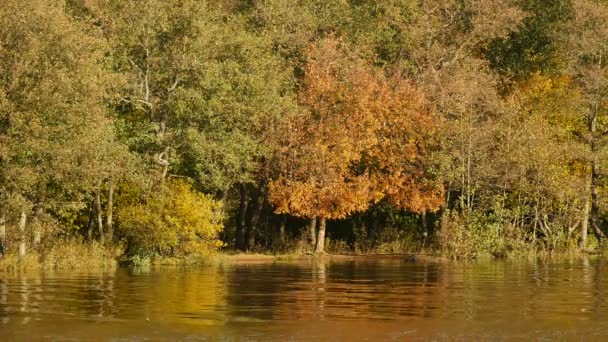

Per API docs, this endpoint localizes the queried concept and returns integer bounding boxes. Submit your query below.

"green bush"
[437,210,530,259]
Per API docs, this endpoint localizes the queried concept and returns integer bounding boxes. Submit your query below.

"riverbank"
[2,244,603,272]
[226,253,450,264]
[0,249,452,272]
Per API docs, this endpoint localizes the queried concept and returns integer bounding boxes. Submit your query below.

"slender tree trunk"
[352,215,359,248]
[591,156,605,240]
[32,204,42,247]
[160,164,169,184]
[309,217,317,248]
[106,179,114,242]
[18,211,26,258]
[466,128,473,210]
[371,215,380,251]
[421,210,428,251]
[0,213,5,257]
[315,218,326,253]
[590,110,606,241]
[246,186,265,251]
[581,183,591,249]
[87,200,95,241]
[95,183,105,245]
[236,183,248,250]
[278,214,286,243]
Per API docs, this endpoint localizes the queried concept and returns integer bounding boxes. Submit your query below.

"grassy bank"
[1,236,603,273]
[0,240,122,272]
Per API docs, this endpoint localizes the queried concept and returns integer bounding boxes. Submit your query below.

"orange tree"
[268,37,443,252]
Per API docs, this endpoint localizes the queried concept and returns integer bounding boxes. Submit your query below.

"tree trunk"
[279,214,286,243]
[236,183,248,250]
[421,210,428,251]
[106,179,114,242]
[581,183,591,249]
[18,211,26,258]
[32,204,42,247]
[156,146,170,185]
[87,200,95,241]
[309,217,317,248]
[246,187,265,251]
[95,183,105,245]
[0,213,5,256]
[591,153,605,240]
[590,110,606,241]
[315,218,326,253]
[160,163,169,184]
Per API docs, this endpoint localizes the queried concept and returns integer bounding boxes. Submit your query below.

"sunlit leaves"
[0,0,124,210]
[269,37,442,220]
[118,180,224,256]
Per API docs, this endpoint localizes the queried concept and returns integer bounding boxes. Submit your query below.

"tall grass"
[0,239,122,272]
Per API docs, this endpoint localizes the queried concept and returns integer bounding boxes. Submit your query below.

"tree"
[362,75,443,214]
[269,37,441,252]
[561,0,608,245]
[486,0,573,85]
[494,75,586,250]
[0,0,126,254]
[269,38,379,252]
[80,0,293,194]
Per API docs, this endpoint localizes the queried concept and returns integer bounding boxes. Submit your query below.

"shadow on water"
[1,257,608,340]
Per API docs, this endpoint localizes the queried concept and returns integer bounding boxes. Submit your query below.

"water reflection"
[1,257,608,339]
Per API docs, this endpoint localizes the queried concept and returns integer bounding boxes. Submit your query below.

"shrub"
[118,180,224,256]
[437,210,507,259]
[41,239,121,270]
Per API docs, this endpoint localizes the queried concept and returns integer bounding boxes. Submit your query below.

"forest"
[2,0,608,266]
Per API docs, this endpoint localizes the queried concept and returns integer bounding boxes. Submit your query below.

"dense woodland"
[2,0,608,261]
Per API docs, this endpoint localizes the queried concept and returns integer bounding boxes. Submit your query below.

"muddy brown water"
[1,256,608,341]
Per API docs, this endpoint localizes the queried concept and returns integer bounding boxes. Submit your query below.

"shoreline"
[149,253,449,266]
[2,249,604,272]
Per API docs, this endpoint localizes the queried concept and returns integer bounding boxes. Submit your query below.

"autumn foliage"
[268,38,443,221]
[4,0,608,261]
[118,180,224,256]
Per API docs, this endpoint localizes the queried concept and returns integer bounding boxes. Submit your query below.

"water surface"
[1,257,608,340]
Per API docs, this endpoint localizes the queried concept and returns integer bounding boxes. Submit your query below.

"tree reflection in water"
[1,257,608,340]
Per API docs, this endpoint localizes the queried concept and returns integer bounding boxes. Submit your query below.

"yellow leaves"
[118,180,224,256]
[510,73,585,137]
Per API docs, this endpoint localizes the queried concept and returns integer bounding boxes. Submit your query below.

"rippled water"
[1,256,608,340]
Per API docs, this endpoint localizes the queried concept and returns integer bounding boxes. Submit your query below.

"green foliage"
[437,210,540,259]
[438,211,508,259]
[118,180,224,256]
[130,254,152,268]
[486,0,573,83]
[0,0,124,208]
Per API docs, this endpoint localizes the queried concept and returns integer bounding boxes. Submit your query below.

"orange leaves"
[268,175,378,220]
[268,36,444,220]
[362,71,443,213]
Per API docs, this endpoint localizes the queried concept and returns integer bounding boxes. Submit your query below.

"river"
[1,256,608,340]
